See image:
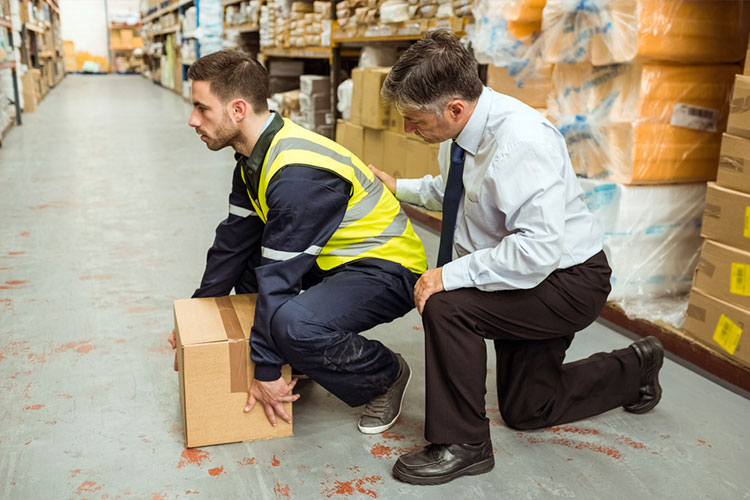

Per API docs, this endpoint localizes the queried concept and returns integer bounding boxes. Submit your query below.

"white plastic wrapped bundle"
[549,62,739,184]
[542,0,750,65]
[198,0,226,55]
[578,178,705,325]
[380,0,409,23]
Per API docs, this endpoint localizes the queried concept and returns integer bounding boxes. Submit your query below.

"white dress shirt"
[396,87,603,292]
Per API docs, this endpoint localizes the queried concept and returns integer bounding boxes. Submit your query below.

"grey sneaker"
[358,354,411,434]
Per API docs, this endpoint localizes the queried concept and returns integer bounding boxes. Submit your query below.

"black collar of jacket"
[234,111,285,203]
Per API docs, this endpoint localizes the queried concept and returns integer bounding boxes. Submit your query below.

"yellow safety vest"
[245,118,427,274]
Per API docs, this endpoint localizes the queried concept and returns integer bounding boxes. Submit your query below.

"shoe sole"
[393,456,495,485]
[625,337,664,414]
[357,368,412,435]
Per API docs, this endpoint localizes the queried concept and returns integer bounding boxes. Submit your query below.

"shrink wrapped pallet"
[502,0,546,23]
[578,178,705,325]
[549,62,739,184]
[542,0,750,66]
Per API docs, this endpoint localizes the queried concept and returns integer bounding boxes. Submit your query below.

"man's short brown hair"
[187,49,269,112]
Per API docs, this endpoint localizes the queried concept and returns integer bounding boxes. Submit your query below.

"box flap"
[174,295,256,346]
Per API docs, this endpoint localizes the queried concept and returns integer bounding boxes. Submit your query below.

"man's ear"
[230,99,249,122]
[447,99,466,122]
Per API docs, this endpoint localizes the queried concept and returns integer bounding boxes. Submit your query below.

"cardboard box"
[388,103,404,133]
[299,74,330,95]
[694,239,750,311]
[684,288,750,368]
[335,119,364,161]
[363,127,384,169]
[304,109,332,126]
[702,182,750,252]
[717,133,750,194]
[350,67,364,125]
[727,75,750,140]
[174,294,293,448]
[405,137,441,178]
[299,92,330,111]
[382,131,409,178]
[360,67,391,130]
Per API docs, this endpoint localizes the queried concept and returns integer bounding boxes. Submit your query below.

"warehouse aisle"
[1,75,749,500]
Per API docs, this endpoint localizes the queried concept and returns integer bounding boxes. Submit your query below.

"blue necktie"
[437,141,465,267]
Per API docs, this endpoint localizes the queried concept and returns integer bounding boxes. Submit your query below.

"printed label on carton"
[713,314,743,355]
[670,103,719,132]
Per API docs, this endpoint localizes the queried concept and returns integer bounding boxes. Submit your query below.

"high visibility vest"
[245,118,427,274]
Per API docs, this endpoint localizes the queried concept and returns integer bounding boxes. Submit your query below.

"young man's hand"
[168,329,178,371]
[368,164,397,194]
[244,377,300,426]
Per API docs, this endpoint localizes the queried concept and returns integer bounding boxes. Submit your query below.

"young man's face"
[401,107,456,144]
[188,80,239,151]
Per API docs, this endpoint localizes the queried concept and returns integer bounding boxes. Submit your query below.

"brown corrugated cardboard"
[694,239,750,311]
[382,131,409,178]
[300,74,330,96]
[388,103,404,134]
[174,294,293,448]
[350,67,363,125]
[717,133,750,194]
[363,128,384,169]
[702,182,750,251]
[335,119,364,161]
[684,288,750,367]
[727,75,750,140]
[361,67,391,130]
[405,138,441,178]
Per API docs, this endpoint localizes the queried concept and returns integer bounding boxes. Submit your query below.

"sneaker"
[357,354,411,434]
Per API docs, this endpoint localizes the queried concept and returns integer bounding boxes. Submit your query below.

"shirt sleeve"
[395,175,445,212]
[441,140,566,292]
[193,164,263,298]
[250,166,349,381]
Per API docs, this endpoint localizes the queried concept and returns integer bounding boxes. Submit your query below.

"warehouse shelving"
[0,3,22,133]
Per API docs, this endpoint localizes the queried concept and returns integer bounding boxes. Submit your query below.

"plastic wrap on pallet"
[468,1,551,109]
[502,0,546,23]
[578,178,705,327]
[549,62,739,184]
[541,0,750,66]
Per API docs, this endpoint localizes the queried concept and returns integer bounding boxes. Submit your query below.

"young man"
[173,49,427,434]
[369,30,664,485]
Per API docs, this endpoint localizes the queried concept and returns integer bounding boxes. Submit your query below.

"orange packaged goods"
[542,0,750,66]
[502,0,547,23]
[548,62,739,184]
[174,294,293,447]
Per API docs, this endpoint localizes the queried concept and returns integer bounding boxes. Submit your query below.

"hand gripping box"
[174,294,293,447]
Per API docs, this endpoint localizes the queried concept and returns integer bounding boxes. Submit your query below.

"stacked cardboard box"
[298,74,332,138]
[21,68,42,113]
[289,1,313,47]
[685,74,750,368]
[338,66,440,182]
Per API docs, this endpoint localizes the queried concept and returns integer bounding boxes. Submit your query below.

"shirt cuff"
[441,256,472,291]
[395,178,425,205]
[254,363,283,381]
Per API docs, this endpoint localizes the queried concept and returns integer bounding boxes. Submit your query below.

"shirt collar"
[233,111,284,173]
[455,86,491,156]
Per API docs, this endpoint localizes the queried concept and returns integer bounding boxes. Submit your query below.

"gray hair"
[381,30,483,115]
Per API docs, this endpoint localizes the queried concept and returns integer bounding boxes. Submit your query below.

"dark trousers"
[237,259,418,407]
[422,251,641,444]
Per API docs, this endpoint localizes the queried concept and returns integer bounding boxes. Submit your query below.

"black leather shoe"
[624,336,664,414]
[393,441,494,485]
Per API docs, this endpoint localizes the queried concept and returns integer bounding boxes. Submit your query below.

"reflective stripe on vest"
[247,119,426,274]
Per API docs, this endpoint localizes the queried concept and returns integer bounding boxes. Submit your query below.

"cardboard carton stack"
[684,73,750,368]
[290,1,313,47]
[337,66,440,184]
[298,74,332,138]
[21,68,42,113]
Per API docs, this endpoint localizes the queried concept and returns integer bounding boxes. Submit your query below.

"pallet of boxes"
[335,65,441,216]
[685,68,750,370]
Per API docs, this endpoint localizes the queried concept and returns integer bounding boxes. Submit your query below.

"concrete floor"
[1,75,749,500]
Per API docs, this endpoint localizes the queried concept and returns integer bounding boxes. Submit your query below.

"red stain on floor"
[56,340,95,355]
[548,426,601,436]
[24,404,44,410]
[237,457,256,466]
[8,251,25,255]
[76,481,102,493]
[60,393,73,399]
[0,298,12,309]
[208,466,224,476]
[115,339,126,343]
[411,326,422,331]
[271,454,281,466]
[71,469,82,477]
[76,344,96,354]
[322,475,383,498]
[79,274,113,281]
[370,443,394,459]
[616,435,646,450]
[274,482,290,499]
[20,232,30,237]
[381,431,405,441]
[128,306,155,314]
[698,440,713,448]
[524,433,622,460]
[149,495,167,500]
[177,448,210,468]
[185,491,200,495]
[5,280,28,285]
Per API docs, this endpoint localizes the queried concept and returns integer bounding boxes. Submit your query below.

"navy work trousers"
[237,259,419,407]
